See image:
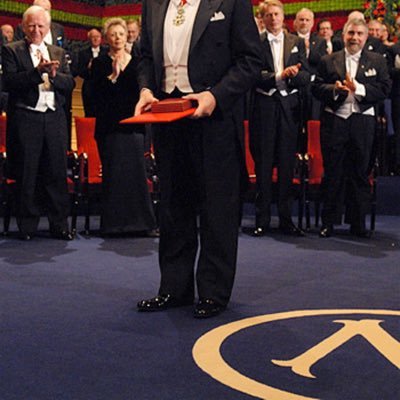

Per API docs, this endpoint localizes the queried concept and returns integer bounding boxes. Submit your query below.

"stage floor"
[0,215,399,399]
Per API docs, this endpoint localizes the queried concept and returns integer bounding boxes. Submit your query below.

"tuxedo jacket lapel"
[20,40,35,71]
[152,0,170,72]
[190,0,222,53]
[260,32,274,71]
[355,51,368,82]
[283,33,295,66]
[333,50,346,80]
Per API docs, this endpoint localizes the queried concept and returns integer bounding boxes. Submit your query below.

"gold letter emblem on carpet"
[193,309,400,400]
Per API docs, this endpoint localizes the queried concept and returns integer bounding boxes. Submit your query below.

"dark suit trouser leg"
[250,94,300,227]
[13,109,69,233]
[196,117,240,306]
[346,114,375,230]
[42,110,69,231]
[320,113,374,228]
[156,117,240,306]
[276,95,301,224]
[250,95,277,228]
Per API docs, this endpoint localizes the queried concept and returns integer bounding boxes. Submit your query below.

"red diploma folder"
[120,98,197,124]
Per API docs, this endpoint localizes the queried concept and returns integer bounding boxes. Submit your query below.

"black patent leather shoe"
[50,230,74,240]
[252,226,269,237]
[193,299,226,319]
[137,294,192,312]
[279,222,305,237]
[319,225,333,238]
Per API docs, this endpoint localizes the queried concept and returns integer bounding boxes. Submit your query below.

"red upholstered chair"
[0,114,79,235]
[74,116,102,234]
[243,119,305,228]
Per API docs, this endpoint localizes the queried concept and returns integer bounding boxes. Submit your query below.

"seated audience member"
[365,19,387,54]
[1,24,14,43]
[333,11,386,55]
[293,8,327,121]
[125,19,140,55]
[317,19,342,54]
[250,0,310,237]
[380,23,395,47]
[312,18,391,238]
[77,28,108,117]
[2,5,75,240]
[91,18,156,236]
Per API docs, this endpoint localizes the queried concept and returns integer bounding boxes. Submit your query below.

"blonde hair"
[103,17,127,37]
[258,0,284,17]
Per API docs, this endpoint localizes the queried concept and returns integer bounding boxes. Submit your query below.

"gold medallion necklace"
[173,0,187,26]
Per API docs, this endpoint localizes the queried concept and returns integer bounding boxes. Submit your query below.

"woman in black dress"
[91,18,156,235]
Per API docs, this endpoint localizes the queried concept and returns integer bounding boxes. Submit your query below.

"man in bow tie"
[2,5,75,240]
[134,0,262,318]
[293,8,328,121]
[312,18,391,238]
[249,0,310,237]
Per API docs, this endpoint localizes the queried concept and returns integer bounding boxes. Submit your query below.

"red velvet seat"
[74,116,102,234]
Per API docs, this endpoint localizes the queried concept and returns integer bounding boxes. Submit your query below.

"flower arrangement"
[364,0,398,34]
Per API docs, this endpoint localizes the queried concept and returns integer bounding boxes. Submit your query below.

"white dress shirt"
[162,0,201,93]
[27,42,56,112]
[43,30,53,45]
[326,49,374,119]
[91,47,100,58]
[256,31,298,97]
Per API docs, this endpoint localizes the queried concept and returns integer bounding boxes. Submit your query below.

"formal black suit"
[249,31,310,229]
[312,49,391,231]
[77,45,108,117]
[302,34,328,120]
[137,0,262,307]
[2,39,75,234]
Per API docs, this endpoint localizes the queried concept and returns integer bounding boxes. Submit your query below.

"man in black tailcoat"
[249,0,310,237]
[2,5,75,240]
[135,0,262,318]
[312,18,391,238]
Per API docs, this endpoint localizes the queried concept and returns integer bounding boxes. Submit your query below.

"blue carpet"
[0,213,399,399]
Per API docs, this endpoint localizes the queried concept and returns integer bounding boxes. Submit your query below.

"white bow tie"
[346,52,361,63]
[268,33,283,44]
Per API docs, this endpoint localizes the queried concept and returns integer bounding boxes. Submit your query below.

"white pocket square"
[365,68,377,77]
[210,11,225,21]
[291,46,299,53]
